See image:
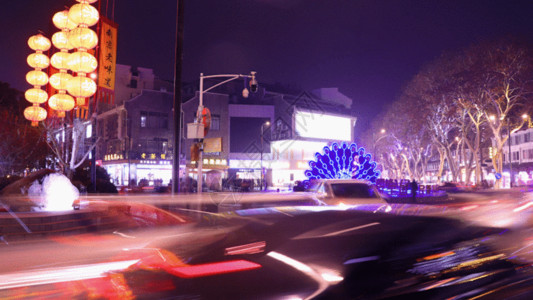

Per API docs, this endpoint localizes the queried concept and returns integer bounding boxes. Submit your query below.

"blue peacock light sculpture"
[304,142,381,183]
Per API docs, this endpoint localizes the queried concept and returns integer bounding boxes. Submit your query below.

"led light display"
[304,142,381,183]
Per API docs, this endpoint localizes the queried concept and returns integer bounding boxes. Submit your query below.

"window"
[140,114,147,127]
[86,124,92,138]
[512,151,520,161]
[140,111,168,129]
[211,115,220,131]
[272,118,291,140]
[525,133,531,143]
[139,138,168,154]
[107,139,122,154]
[105,115,118,139]
[98,119,104,137]
[331,183,377,198]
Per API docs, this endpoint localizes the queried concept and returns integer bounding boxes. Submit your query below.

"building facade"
[96,65,176,187]
[182,83,356,190]
[499,126,533,187]
[97,65,356,190]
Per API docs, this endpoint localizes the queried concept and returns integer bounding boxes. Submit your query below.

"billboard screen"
[294,111,352,141]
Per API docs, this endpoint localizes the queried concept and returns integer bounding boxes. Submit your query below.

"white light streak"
[267,251,333,299]
[514,202,533,212]
[268,252,313,273]
[321,222,380,237]
[321,272,344,283]
[0,260,139,290]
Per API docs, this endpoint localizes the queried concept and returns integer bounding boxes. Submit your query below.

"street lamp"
[260,121,270,191]
[188,72,258,194]
[523,114,532,128]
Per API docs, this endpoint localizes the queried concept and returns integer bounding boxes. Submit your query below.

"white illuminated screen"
[295,111,352,140]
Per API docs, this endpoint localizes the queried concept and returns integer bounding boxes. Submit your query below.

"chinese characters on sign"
[105,152,169,162]
[104,154,124,161]
[98,17,117,93]
[141,153,167,160]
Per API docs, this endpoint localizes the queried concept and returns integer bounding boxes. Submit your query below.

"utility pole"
[172,0,185,194]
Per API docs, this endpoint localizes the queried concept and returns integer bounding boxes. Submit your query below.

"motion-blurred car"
[437,182,463,193]
[1,201,531,299]
[307,179,389,206]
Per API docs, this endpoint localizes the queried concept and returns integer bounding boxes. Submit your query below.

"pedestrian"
[410,179,418,203]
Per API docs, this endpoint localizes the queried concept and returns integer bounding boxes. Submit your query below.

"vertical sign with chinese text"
[98,17,118,102]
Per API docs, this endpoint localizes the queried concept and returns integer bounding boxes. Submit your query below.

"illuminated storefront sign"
[192,158,227,166]
[140,153,167,160]
[104,154,124,161]
[139,160,171,165]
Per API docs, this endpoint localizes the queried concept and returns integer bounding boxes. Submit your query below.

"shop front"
[103,158,185,188]
[185,158,229,191]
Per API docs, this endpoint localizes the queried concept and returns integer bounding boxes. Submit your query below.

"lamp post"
[260,121,270,191]
[189,72,258,194]
[508,123,513,188]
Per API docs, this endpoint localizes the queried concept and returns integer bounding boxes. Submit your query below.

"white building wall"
[503,128,533,164]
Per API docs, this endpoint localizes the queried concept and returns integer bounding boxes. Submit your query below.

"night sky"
[2,0,533,133]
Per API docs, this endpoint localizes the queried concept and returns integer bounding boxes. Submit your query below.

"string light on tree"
[24,34,51,126]
[304,142,381,184]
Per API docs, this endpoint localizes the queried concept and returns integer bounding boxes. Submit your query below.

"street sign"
[495,173,502,180]
[187,122,204,139]
[204,137,222,153]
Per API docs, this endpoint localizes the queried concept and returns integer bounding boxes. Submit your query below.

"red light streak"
[168,260,261,278]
